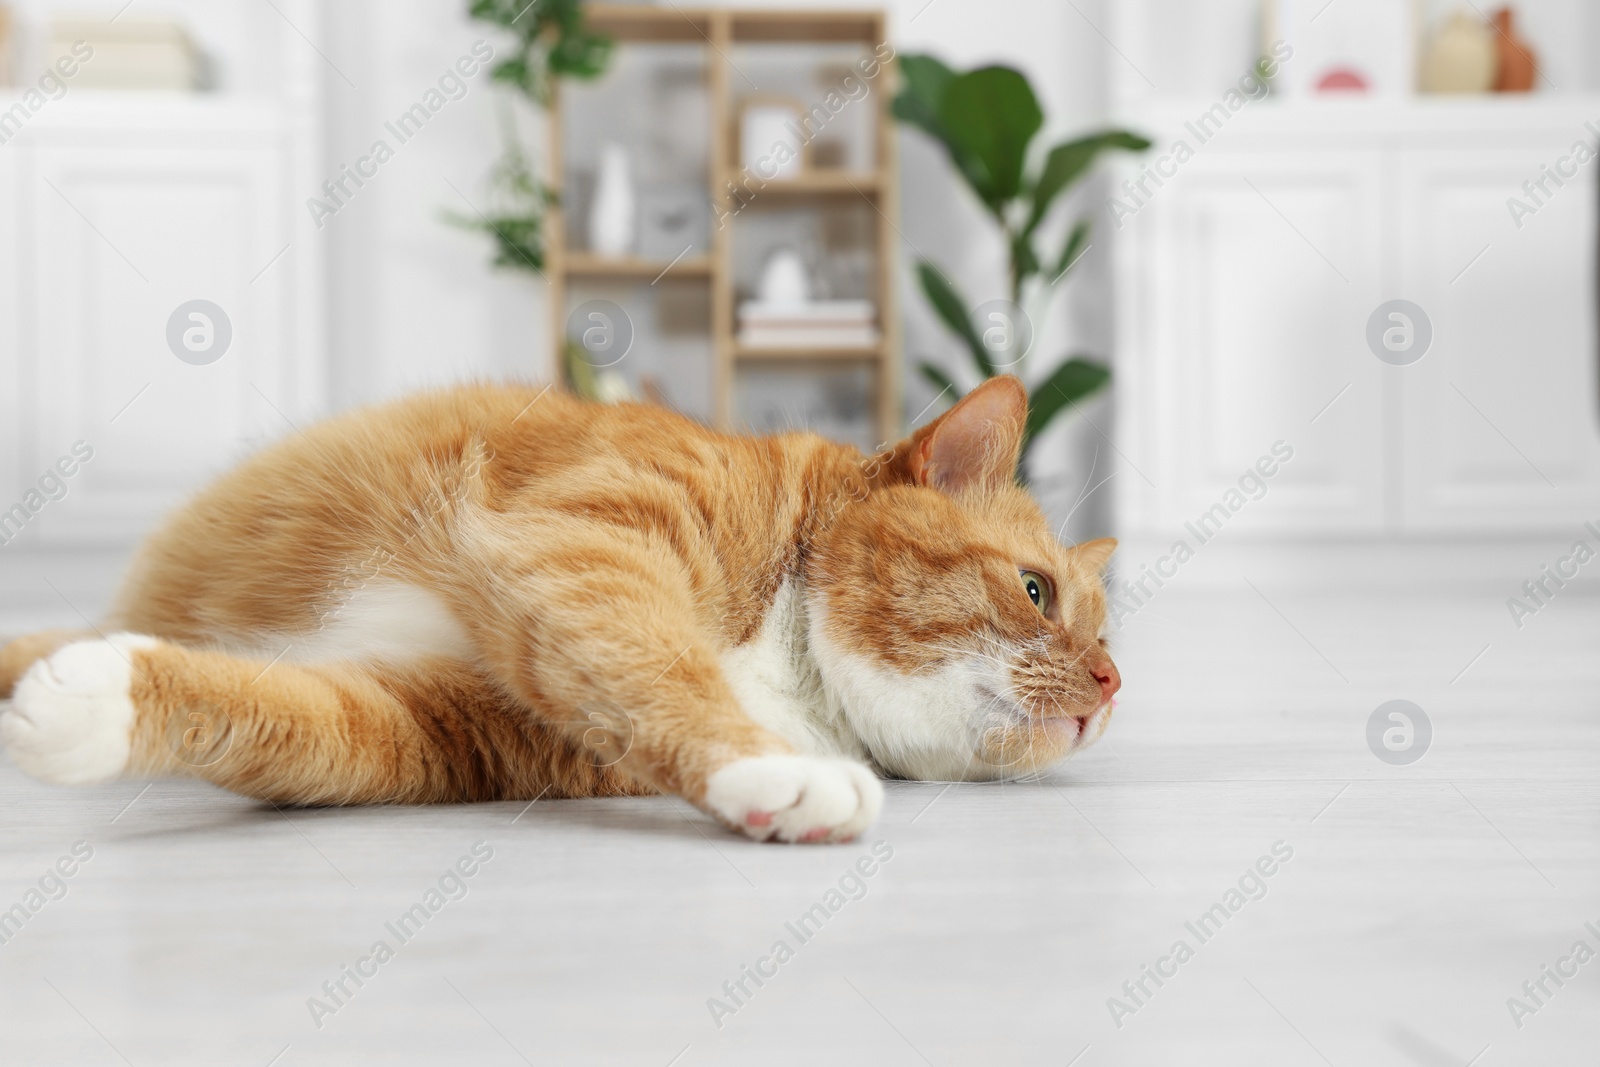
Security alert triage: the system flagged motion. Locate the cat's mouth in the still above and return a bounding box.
[1074,699,1114,747]
[974,686,1104,749]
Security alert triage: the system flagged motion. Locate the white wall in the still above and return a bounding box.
[320,0,547,407]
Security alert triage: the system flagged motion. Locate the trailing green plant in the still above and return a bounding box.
[445,109,559,271]
[892,55,1148,470]
[448,0,612,274]
[471,0,610,102]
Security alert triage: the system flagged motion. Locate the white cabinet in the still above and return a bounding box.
[1397,146,1600,531]
[1117,147,1387,534]
[0,0,323,551]
[1113,101,1600,538]
[13,106,313,543]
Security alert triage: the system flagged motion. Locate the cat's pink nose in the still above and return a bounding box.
[1093,661,1121,705]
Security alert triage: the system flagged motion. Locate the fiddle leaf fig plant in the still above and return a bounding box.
[893,54,1148,468]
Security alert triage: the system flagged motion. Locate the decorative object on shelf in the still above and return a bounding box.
[589,142,636,256]
[1421,11,1497,94]
[1265,0,1416,97]
[1315,68,1370,92]
[450,0,613,273]
[1491,6,1537,92]
[756,247,812,305]
[49,18,200,90]
[738,97,808,180]
[637,183,709,262]
[893,54,1147,477]
[738,299,880,350]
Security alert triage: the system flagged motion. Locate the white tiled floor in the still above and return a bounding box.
[1,587,1596,1065]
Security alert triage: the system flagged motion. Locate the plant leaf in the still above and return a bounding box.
[491,56,533,91]
[1048,219,1092,284]
[892,55,991,200]
[469,0,522,27]
[1024,357,1110,447]
[1010,230,1041,289]
[938,66,1043,213]
[891,54,957,142]
[549,31,612,79]
[917,262,993,380]
[1023,130,1150,238]
[917,362,964,406]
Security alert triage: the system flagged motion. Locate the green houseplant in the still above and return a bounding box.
[451,0,613,272]
[892,55,1148,475]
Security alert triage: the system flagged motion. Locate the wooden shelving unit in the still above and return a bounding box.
[563,251,714,279]
[727,170,883,194]
[546,6,901,445]
[735,344,883,362]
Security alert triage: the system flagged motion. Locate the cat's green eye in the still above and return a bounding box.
[1020,570,1051,614]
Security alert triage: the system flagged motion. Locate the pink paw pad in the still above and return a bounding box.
[745,811,773,827]
[799,827,831,842]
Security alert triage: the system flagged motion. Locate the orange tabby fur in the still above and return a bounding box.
[0,376,1118,841]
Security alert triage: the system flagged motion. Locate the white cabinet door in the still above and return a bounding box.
[1397,146,1600,531]
[1116,149,1388,536]
[13,108,303,545]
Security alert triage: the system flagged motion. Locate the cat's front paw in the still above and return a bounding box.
[1,635,155,785]
[704,755,883,843]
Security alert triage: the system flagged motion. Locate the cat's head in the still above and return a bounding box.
[807,376,1119,781]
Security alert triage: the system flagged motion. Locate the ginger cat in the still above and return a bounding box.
[0,375,1119,843]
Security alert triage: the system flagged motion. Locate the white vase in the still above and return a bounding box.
[590,143,635,257]
[758,248,811,305]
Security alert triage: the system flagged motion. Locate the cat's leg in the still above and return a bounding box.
[0,629,95,699]
[448,524,883,843]
[0,634,631,804]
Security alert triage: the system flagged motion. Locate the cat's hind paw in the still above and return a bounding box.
[704,755,883,843]
[1,635,155,785]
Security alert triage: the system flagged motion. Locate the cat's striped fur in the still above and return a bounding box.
[0,376,1118,842]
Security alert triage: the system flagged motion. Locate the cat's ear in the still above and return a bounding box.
[900,376,1027,494]
[1071,537,1117,573]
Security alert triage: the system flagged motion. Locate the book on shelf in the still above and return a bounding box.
[738,299,876,326]
[737,324,882,349]
[737,299,879,347]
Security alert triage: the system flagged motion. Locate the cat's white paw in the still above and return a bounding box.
[704,755,883,843]
[1,634,156,785]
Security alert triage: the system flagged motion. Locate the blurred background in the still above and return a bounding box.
[0,0,1595,626]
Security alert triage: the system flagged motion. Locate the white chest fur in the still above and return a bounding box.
[719,579,867,762]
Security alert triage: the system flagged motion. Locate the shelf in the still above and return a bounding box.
[563,252,713,279]
[583,6,713,43]
[726,170,881,196]
[730,10,883,44]
[1115,94,1600,139]
[735,345,882,362]
[582,7,883,45]
[0,93,288,134]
